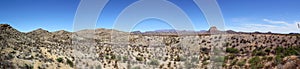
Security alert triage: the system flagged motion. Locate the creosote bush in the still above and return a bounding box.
[149,59,159,66]
[226,48,239,54]
[56,57,63,63]
[66,58,74,67]
[136,57,143,61]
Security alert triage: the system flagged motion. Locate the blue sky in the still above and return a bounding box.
[0,0,300,33]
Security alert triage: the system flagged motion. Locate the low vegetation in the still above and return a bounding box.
[226,48,239,54]
[149,59,159,66]
[56,57,63,63]
[248,56,263,69]
[66,58,74,67]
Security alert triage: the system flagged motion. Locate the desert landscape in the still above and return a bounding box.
[0,24,299,69]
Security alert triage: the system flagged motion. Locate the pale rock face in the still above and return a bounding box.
[208,26,219,32]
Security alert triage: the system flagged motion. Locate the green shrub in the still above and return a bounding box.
[116,55,122,61]
[275,47,284,55]
[275,46,300,57]
[212,56,224,62]
[66,58,74,67]
[248,56,262,69]
[275,55,283,64]
[111,55,116,60]
[267,57,273,61]
[136,57,143,61]
[251,63,263,69]
[96,65,102,69]
[226,54,236,59]
[203,61,209,65]
[264,48,271,52]
[237,60,246,66]
[25,64,33,69]
[191,57,199,62]
[226,48,239,54]
[122,56,128,62]
[149,59,159,66]
[253,51,266,56]
[175,56,186,61]
[231,59,238,65]
[56,57,63,63]
[132,66,141,69]
[248,56,260,64]
[224,42,230,46]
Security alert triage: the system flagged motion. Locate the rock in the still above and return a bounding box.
[0,24,12,30]
[208,26,220,34]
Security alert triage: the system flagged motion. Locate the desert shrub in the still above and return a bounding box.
[136,57,143,61]
[275,46,299,57]
[122,56,128,62]
[56,57,63,63]
[200,48,210,53]
[116,55,122,61]
[262,56,268,60]
[275,47,284,55]
[237,60,246,66]
[111,55,116,60]
[248,56,262,69]
[191,57,199,62]
[284,47,299,56]
[231,59,238,65]
[25,64,33,69]
[224,42,230,46]
[104,55,110,59]
[96,65,102,69]
[275,55,283,65]
[204,57,210,61]
[226,54,236,60]
[203,61,209,65]
[264,48,271,52]
[253,51,266,56]
[184,61,196,69]
[226,48,239,54]
[267,57,273,61]
[175,56,186,61]
[212,56,224,62]
[251,64,263,69]
[149,59,159,66]
[132,66,141,69]
[66,58,74,67]
[248,56,260,64]
[7,54,14,60]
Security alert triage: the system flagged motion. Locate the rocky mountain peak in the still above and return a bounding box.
[26,28,52,38]
[0,24,21,34]
[53,30,70,35]
[28,28,49,34]
[208,26,218,32]
[0,24,14,31]
[208,26,220,34]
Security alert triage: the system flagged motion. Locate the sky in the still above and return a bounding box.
[0,0,300,33]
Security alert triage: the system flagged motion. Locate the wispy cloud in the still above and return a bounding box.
[263,19,288,25]
[227,18,299,33]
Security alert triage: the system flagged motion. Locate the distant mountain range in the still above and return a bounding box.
[0,24,298,36]
[131,26,299,35]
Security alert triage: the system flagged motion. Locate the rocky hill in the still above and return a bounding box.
[0,24,299,69]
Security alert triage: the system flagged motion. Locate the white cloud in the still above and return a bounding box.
[227,18,299,33]
[263,19,288,24]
